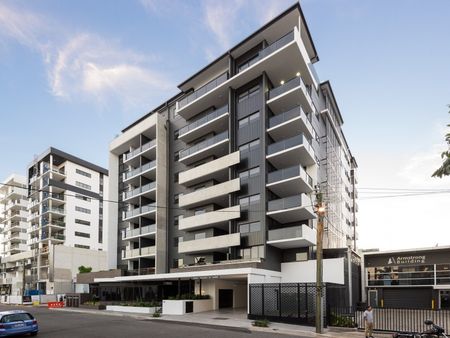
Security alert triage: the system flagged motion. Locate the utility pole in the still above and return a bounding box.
[315,190,326,334]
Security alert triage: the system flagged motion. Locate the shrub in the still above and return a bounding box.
[252,319,270,327]
[329,313,356,328]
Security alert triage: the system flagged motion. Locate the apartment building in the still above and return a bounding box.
[0,175,29,295]
[100,3,359,310]
[27,147,109,294]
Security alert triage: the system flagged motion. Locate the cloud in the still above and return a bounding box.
[0,3,174,112]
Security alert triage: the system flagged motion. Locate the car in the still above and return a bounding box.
[0,310,38,337]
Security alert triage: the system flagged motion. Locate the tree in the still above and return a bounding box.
[432,106,450,178]
[78,265,92,274]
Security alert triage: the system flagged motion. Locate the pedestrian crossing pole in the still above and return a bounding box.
[315,190,326,334]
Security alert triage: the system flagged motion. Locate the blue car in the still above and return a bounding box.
[0,310,38,336]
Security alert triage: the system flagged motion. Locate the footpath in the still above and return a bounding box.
[51,306,393,338]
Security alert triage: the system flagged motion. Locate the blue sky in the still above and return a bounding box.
[1,0,449,250]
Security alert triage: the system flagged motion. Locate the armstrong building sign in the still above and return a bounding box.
[387,255,426,265]
[365,248,450,267]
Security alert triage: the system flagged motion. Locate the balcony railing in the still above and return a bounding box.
[268,225,311,242]
[42,220,66,228]
[42,163,65,176]
[42,207,65,215]
[238,30,295,72]
[267,165,313,187]
[267,134,312,156]
[124,160,156,180]
[179,105,228,137]
[178,72,228,109]
[269,76,310,100]
[124,140,156,161]
[125,267,155,276]
[123,224,156,239]
[123,182,156,200]
[267,195,306,212]
[124,246,156,258]
[179,131,228,160]
[43,192,65,201]
[124,203,156,219]
[269,105,310,129]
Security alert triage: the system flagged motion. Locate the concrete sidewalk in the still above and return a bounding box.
[50,306,393,338]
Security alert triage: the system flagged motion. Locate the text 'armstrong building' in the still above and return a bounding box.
[100,2,360,313]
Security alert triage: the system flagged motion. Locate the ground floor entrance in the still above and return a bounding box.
[440,290,450,309]
[218,289,233,308]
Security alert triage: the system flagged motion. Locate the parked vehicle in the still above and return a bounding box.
[0,310,38,337]
[393,320,448,338]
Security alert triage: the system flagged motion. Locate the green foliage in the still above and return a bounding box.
[120,300,161,307]
[252,319,270,327]
[78,265,92,274]
[432,106,450,178]
[152,309,161,317]
[329,313,357,328]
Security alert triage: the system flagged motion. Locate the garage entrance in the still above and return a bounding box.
[218,289,233,309]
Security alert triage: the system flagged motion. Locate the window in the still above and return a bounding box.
[194,209,205,215]
[239,221,261,233]
[238,111,260,128]
[75,244,90,249]
[194,233,206,240]
[75,194,91,202]
[239,194,260,207]
[239,139,260,153]
[239,166,260,180]
[239,245,264,259]
[174,193,182,205]
[76,181,91,190]
[75,219,90,226]
[76,169,91,178]
[75,206,91,214]
[75,231,90,238]
[238,85,260,102]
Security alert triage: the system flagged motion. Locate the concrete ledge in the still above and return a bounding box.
[106,305,158,314]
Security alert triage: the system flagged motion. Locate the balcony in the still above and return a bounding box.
[179,131,229,165]
[123,203,156,222]
[267,194,316,223]
[178,105,229,143]
[123,140,156,165]
[179,205,241,232]
[179,178,240,209]
[178,233,241,254]
[42,164,66,180]
[267,105,313,141]
[123,160,156,184]
[176,28,310,120]
[41,233,65,242]
[267,224,316,249]
[42,207,65,216]
[122,182,156,203]
[42,220,66,229]
[123,246,156,259]
[123,224,156,241]
[179,151,240,186]
[267,76,314,113]
[42,192,65,206]
[266,134,316,168]
[267,165,313,197]
[5,200,27,211]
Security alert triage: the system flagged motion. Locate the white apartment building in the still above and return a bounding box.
[0,174,29,295]
[27,147,109,294]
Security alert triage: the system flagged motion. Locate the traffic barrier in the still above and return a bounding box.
[47,301,64,308]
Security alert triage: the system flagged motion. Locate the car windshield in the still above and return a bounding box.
[1,313,33,323]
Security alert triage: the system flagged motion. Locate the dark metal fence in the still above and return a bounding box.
[248,283,326,326]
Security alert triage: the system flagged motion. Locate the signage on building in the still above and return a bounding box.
[387,255,426,265]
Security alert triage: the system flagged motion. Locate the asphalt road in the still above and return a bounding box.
[0,305,302,338]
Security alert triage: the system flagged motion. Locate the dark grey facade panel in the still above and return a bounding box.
[49,179,101,199]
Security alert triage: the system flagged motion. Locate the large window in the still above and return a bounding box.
[75,219,90,226]
[239,221,261,234]
[75,231,90,238]
[238,85,260,102]
[75,206,91,214]
[367,264,435,286]
[239,245,264,260]
[239,139,260,153]
[238,111,260,128]
[239,167,260,181]
[76,181,91,190]
[76,169,92,178]
[239,194,260,207]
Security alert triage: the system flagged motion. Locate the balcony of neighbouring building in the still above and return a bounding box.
[41,233,65,242]
[123,139,156,166]
[179,131,229,165]
[179,205,241,232]
[5,210,28,222]
[267,194,315,223]
[5,199,27,211]
[42,192,65,206]
[178,105,229,143]
[42,219,66,229]
[176,27,316,120]
[267,76,314,113]
[266,134,316,168]
[122,224,156,241]
[9,232,28,243]
[123,246,156,260]
[42,163,66,180]
[123,203,156,222]
[179,178,240,209]
[179,151,240,186]
[123,160,156,184]
[122,181,156,203]
[178,233,241,254]
[267,224,316,249]
[267,105,313,141]
[267,165,313,197]
[41,206,65,217]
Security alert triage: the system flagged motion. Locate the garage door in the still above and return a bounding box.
[383,288,431,309]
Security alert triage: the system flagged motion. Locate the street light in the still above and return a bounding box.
[315,191,326,333]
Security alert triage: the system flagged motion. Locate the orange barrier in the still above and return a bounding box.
[47,301,64,308]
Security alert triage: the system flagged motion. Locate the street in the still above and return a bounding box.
[0,305,304,338]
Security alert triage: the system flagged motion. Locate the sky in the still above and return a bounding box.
[0,0,449,251]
